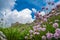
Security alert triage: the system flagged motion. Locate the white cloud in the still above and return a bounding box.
[0,0,34,28]
[11,8,34,24]
[32,8,37,13]
[1,8,34,27]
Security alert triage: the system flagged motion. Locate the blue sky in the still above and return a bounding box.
[14,0,45,11]
[14,0,59,11]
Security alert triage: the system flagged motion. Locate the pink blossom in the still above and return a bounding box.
[53,23,59,28]
[36,24,41,27]
[29,30,33,34]
[54,33,60,39]
[39,15,43,20]
[46,32,53,39]
[37,27,41,31]
[42,35,46,40]
[41,28,46,31]
[55,28,60,34]
[33,25,41,31]
[43,18,47,22]
[33,32,40,35]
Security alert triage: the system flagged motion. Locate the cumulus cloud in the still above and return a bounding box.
[11,8,34,24]
[0,0,34,28]
[32,8,37,13]
[1,8,34,27]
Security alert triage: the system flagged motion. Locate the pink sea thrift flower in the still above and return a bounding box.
[53,23,59,28]
[41,28,46,31]
[42,35,46,40]
[33,25,41,31]
[37,27,41,31]
[43,18,47,22]
[46,32,53,39]
[36,24,41,27]
[29,30,33,34]
[54,33,60,39]
[55,28,60,34]
[33,26,38,31]
[33,32,40,35]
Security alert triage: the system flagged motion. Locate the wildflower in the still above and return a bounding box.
[41,28,46,31]
[33,26,41,31]
[46,32,53,39]
[43,18,47,22]
[36,24,41,27]
[33,32,40,35]
[37,27,41,31]
[29,30,33,34]
[53,23,59,28]
[55,28,60,34]
[42,28,46,31]
[42,35,46,40]
[54,33,60,39]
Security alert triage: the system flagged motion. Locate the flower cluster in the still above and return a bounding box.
[25,1,60,40]
[54,28,60,39]
[53,23,59,28]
